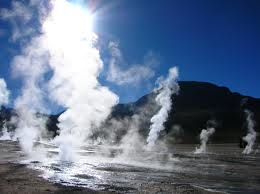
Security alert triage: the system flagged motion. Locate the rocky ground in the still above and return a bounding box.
[0,163,222,194]
[0,141,223,194]
[0,162,105,194]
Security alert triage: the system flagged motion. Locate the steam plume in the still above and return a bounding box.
[2,1,51,155]
[242,109,257,154]
[11,36,49,155]
[3,0,118,160]
[195,127,215,154]
[146,67,179,147]
[0,122,12,141]
[0,78,9,106]
[43,0,118,161]
[0,79,11,140]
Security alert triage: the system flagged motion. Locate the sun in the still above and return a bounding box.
[68,3,94,37]
[43,0,95,50]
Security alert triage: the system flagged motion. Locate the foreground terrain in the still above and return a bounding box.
[0,141,260,193]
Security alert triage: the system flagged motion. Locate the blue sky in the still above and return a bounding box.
[0,0,259,109]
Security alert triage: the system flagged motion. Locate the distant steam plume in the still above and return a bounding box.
[0,78,9,106]
[0,79,11,140]
[194,126,215,154]
[0,122,12,141]
[242,109,257,154]
[146,67,179,147]
[119,115,146,155]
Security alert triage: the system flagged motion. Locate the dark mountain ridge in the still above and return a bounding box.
[168,81,260,143]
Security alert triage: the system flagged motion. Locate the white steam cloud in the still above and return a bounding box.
[11,36,49,155]
[195,127,215,154]
[242,109,257,154]
[2,0,181,163]
[107,41,156,85]
[43,0,118,161]
[3,0,118,160]
[0,122,13,141]
[147,67,179,147]
[1,0,50,155]
[0,79,12,141]
[0,1,34,42]
[0,78,10,106]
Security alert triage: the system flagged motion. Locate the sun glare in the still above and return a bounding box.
[44,0,94,49]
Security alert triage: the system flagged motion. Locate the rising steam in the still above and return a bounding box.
[43,0,118,161]
[3,0,118,160]
[195,127,215,154]
[0,78,9,107]
[0,79,11,140]
[11,36,49,154]
[242,109,257,154]
[146,67,179,147]
[1,0,50,155]
[0,122,12,141]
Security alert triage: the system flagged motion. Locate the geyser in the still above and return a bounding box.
[242,109,257,154]
[194,126,215,154]
[4,0,118,160]
[147,67,179,147]
[43,0,118,161]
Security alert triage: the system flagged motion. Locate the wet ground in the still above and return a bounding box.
[0,141,259,194]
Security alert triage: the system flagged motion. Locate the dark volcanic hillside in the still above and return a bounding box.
[171,81,260,143]
[1,81,260,144]
[111,81,260,144]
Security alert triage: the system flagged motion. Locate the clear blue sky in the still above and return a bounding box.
[0,0,259,108]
